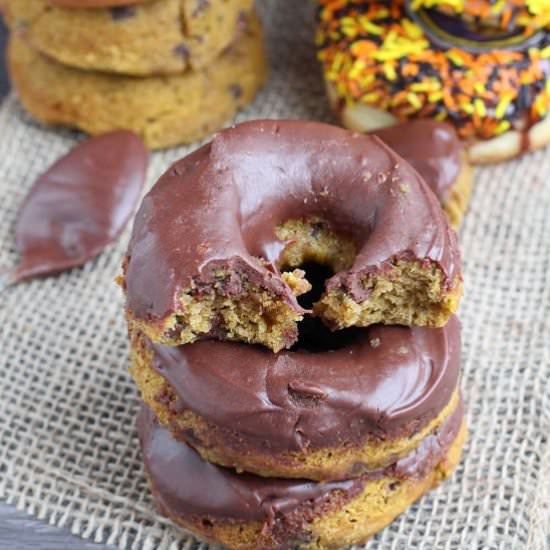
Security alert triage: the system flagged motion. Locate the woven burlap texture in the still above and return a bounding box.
[0,1,548,548]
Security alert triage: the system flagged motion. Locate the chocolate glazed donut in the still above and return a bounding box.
[138,402,466,550]
[123,119,462,352]
[130,316,462,480]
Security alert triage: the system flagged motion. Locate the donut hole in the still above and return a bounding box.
[294,262,334,310]
[291,316,362,353]
[276,218,357,275]
[276,216,357,315]
[288,261,363,353]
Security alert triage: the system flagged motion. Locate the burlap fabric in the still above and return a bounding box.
[0,1,548,548]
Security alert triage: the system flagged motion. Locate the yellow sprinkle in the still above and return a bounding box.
[447,51,464,66]
[410,81,437,92]
[374,7,390,19]
[340,16,356,27]
[342,26,358,38]
[429,91,444,102]
[374,37,429,61]
[540,45,550,58]
[495,94,513,119]
[474,82,486,95]
[383,63,397,80]
[332,52,345,71]
[361,92,381,103]
[462,103,475,115]
[359,73,376,87]
[349,59,366,80]
[407,92,422,110]
[401,19,424,40]
[490,0,505,14]
[358,17,384,35]
[435,111,448,121]
[495,120,511,135]
[474,99,486,117]
[534,95,550,116]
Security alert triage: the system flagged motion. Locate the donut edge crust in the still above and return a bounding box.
[129,328,462,481]
[144,419,467,550]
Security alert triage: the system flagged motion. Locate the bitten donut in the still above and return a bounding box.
[8,19,266,150]
[0,0,254,76]
[122,120,462,352]
[317,0,550,164]
[139,404,467,550]
[372,120,473,227]
[131,316,461,481]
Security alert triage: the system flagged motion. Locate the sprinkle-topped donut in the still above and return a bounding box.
[122,119,462,352]
[317,0,550,162]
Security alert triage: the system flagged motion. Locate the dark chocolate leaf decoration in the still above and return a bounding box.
[9,130,149,285]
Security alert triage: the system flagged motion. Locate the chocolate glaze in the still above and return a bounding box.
[408,5,546,53]
[11,130,148,284]
[138,399,463,524]
[125,120,461,320]
[372,120,463,203]
[149,316,460,452]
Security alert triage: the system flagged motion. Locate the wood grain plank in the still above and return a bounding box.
[0,502,114,549]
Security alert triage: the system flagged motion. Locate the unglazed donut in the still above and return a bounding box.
[122,120,462,353]
[138,404,467,550]
[130,316,461,481]
[8,19,266,150]
[1,0,254,76]
[317,0,550,163]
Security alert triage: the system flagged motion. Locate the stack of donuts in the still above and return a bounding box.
[121,119,468,549]
[0,0,267,149]
[317,0,550,164]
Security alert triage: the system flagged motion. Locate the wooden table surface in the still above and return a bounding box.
[0,21,112,550]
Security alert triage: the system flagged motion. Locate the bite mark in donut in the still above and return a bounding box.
[123,120,462,352]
